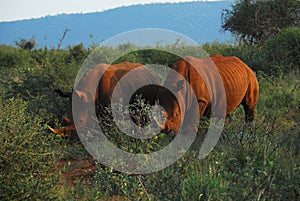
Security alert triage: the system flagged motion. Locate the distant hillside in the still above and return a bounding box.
[0,1,234,48]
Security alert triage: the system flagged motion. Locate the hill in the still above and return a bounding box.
[0,1,233,48]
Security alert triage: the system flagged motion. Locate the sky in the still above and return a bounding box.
[0,0,221,22]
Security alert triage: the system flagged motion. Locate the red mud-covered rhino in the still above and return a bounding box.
[50,54,259,136]
[49,62,160,136]
[156,54,259,133]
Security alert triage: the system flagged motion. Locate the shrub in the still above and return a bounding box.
[0,97,61,200]
[261,27,300,73]
[0,45,31,69]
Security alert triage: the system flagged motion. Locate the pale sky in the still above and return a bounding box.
[0,0,221,22]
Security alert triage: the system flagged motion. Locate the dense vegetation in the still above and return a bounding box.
[0,27,299,200]
[222,0,300,44]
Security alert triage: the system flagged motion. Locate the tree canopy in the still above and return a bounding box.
[222,0,300,45]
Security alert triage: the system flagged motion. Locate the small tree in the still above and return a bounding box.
[69,43,87,63]
[222,0,300,45]
[15,36,37,50]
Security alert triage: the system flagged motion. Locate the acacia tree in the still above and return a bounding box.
[222,0,300,45]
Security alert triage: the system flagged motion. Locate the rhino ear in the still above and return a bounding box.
[175,80,185,92]
[75,90,88,102]
[161,110,168,118]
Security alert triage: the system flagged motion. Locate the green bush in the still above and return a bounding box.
[261,27,300,72]
[203,28,300,73]
[0,45,31,69]
[0,97,61,200]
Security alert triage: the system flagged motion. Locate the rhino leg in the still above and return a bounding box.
[242,75,259,122]
[242,104,255,122]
